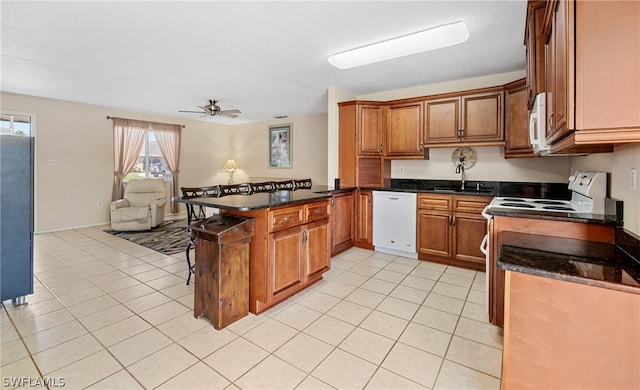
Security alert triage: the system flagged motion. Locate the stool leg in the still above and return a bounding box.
[186,237,195,285]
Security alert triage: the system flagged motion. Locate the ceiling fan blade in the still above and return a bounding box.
[220,109,241,114]
[178,110,207,113]
[220,112,239,118]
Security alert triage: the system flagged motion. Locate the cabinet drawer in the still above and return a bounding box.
[305,201,330,223]
[268,206,304,233]
[453,196,490,213]
[418,194,452,210]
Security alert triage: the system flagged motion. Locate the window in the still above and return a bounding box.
[125,131,171,182]
[0,114,32,136]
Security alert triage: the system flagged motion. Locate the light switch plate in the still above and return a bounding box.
[631,168,637,191]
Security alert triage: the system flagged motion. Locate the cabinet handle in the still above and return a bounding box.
[452,215,456,226]
[457,129,464,140]
[548,113,554,131]
[314,209,323,214]
[449,215,453,225]
[281,216,291,222]
[379,143,383,152]
[302,230,308,243]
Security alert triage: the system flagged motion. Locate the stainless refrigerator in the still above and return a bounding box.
[1,134,34,304]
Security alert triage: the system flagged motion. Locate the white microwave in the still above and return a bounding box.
[529,93,550,155]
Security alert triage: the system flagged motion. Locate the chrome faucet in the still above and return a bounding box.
[455,156,466,190]
[455,162,466,190]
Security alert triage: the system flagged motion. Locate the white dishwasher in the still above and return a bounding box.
[372,191,417,258]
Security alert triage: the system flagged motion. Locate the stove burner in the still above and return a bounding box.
[501,198,526,202]
[542,206,575,211]
[499,202,536,208]
[533,200,569,205]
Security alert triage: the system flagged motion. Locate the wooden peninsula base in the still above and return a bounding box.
[223,199,331,314]
[502,271,640,389]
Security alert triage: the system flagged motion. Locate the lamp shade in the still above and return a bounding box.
[223,159,238,171]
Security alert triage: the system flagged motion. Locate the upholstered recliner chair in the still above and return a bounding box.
[110,178,167,231]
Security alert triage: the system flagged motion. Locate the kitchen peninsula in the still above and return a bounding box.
[175,185,335,314]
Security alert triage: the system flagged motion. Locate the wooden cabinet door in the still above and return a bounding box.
[525,1,547,108]
[546,0,571,143]
[268,226,303,298]
[354,190,373,249]
[504,79,535,157]
[306,219,331,280]
[331,191,354,255]
[417,210,452,258]
[424,97,460,143]
[461,91,504,142]
[386,102,424,156]
[358,105,383,155]
[452,213,487,266]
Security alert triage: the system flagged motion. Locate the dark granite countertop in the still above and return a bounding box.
[487,207,621,226]
[173,186,332,211]
[497,231,640,295]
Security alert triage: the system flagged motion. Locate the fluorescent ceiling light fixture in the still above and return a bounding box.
[328,21,470,69]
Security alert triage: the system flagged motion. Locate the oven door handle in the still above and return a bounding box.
[480,234,489,256]
[481,205,492,221]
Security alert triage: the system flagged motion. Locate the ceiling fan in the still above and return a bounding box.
[179,99,241,118]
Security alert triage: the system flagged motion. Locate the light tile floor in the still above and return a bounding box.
[1,226,503,389]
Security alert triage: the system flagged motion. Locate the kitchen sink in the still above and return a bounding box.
[432,186,494,194]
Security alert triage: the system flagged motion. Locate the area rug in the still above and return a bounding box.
[105,219,191,255]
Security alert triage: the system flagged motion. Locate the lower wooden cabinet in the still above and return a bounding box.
[269,219,330,301]
[417,194,490,271]
[331,191,354,255]
[354,189,373,249]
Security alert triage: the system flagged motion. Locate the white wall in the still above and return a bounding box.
[570,144,640,236]
[1,92,232,232]
[392,146,570,183]
[230,114,328,185]
[1,93,329,232]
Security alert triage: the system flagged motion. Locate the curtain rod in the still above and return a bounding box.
[106,116,185,128]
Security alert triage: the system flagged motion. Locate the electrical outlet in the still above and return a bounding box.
[631,168,637,191]
[97,200,103,206]
[399,167,405,175]
[48,159,57,166]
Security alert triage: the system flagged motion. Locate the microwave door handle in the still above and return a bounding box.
[529,111,538,143]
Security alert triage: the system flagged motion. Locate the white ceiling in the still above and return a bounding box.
[1,1,528,124]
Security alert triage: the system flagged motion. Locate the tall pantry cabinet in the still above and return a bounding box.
[1,135,35,303]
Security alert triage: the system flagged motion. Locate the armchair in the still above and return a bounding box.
[110,178,167,231]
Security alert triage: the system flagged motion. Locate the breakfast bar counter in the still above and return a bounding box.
[174,186,334,315]
[497,230,640,389]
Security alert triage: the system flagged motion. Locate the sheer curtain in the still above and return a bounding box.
[112,119,148,201]
[152,123,182,213]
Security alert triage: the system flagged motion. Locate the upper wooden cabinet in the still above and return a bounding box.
[357,104,383,155]
[385,102,426,158]
[524,1,547,109]
[541,0,640,152]
[424,89,504,147]
[338,101,388,187]
[504,78,536,158]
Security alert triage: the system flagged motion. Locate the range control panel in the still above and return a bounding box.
[568,171,607,198]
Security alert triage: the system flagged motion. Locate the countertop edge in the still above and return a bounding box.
[497,260,640,295]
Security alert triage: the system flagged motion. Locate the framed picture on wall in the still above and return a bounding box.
[269,124,292,168]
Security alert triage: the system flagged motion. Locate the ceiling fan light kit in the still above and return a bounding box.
[328,21,470,70]
[179,99,241,118]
